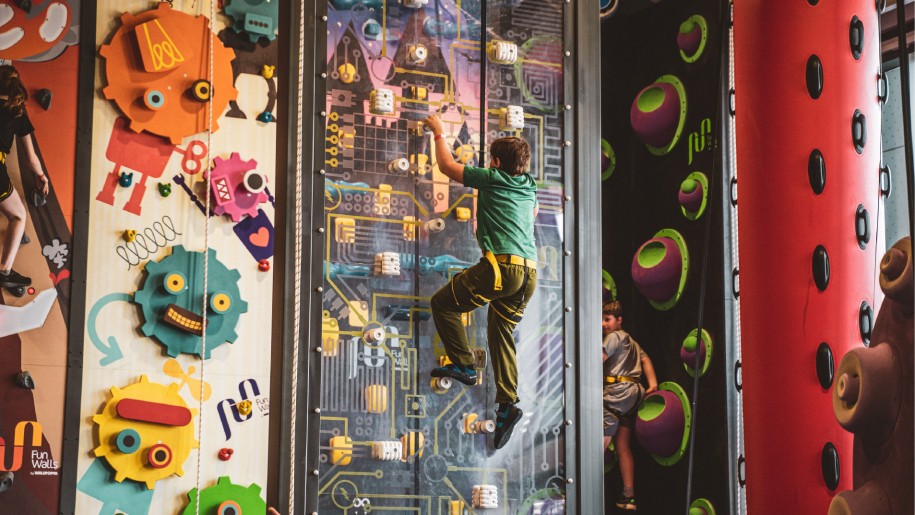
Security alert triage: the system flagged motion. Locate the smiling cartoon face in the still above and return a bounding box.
[133,245,247,359]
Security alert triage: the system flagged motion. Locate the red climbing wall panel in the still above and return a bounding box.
[734,0,882,512]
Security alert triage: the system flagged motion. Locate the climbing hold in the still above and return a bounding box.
[256,111,275,123]
[236,400,253,417]
[635,382,692,466]
[631,229,689,310]
[261,65,275,80]
[258,259,270,272]
[630,75,687,155]
[158,182,172,197]
[119,172,133,187]
[36,88,51,110]
[123,230,137,243]
[678,16,708,62]
[218,448,233,461]
[15,371,34,389]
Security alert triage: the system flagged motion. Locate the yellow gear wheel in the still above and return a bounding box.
[99,3,237,144]
[92,375,198,489]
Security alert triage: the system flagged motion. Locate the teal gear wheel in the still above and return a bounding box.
[181,476,266,514]
[133,245,247,359]
[224,0,279,43]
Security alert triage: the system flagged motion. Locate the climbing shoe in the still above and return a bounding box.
[430,363,477,386]
[493,403,523,449]
[616,494,637,510]
[0,269,30,288]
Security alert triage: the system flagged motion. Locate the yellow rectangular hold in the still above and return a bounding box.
[374,184,392,215]
[410,86,428,100]
[329,435,353,465]
[349,300,369,327]
[335,217,356,243]
[455,207,471,221]
[403,216,416,241]
[322,313,339,357]
[365,384,388,414]
[450,500,465,515]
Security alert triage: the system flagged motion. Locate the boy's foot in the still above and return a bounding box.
[493,403,523,449]
[0,269,30,288]
[616,494,637,510]
[430,363,477,386]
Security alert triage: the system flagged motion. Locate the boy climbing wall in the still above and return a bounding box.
[424,114,538,450]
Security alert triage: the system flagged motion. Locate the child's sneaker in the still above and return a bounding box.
[616,494,637,510]
[430,363,477,386]
[493,403,523,449]
[0,269,31,288]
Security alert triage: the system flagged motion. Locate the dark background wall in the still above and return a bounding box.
[600,1,731,513]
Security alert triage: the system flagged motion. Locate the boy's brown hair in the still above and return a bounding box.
[602,300,622,318]
[490,136,531,176]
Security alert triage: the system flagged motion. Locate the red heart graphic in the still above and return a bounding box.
[249,227,270,248]
[50,269,70,286]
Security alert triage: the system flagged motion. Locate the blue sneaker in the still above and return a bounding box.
[430,363,477,386]
[493,403,523,449]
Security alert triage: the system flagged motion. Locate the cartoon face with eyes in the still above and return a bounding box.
[99,3,237,144]
[133,245,248,359]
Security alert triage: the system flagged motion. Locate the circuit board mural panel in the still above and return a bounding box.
[320,1,567,512]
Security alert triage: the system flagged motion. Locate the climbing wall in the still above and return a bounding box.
[0,1,80,512]
[318,0,568,512]
[73,1,281,513]
[600,0,731,513]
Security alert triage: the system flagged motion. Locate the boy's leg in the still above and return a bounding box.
[431,260,496,373]
[616,421,637,510]
[487,266,536,404]
[489,265,536,449]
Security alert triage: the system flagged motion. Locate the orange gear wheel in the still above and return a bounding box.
[99,3,237,144]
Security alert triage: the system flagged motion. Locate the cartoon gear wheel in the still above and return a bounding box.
[133,245,248,359]
[224,0,279,43]
[181,476,267,514]
[99,3,237,144]
[208,152,269,222]
[92,375,198,490]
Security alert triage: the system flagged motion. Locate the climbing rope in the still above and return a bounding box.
[288,0,306,512]
[193,0,217,514]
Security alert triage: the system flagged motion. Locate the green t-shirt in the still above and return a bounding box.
[463,165,537,261]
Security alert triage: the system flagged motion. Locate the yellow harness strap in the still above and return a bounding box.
[483,250,503,291]
[605,375,638,384]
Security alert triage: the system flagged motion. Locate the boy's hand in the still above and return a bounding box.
[646,384,658,394]
[423,114,444,136]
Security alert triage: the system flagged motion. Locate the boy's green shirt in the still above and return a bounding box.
[463,165,538,261]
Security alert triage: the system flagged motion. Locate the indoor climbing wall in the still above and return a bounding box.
[318,0,568,512]
[0,1,80,512]
[734,0,883,513]
[74,1,280,513]
[601,0,731,513]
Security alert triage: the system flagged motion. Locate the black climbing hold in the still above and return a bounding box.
[821,442,840,490]
[808,149,826,194]
[0,471,13,493]
[852,110,866,154]
[16,371,34,389]
[849,16,864,60]
[878,71,888,104]
[813,245,830,291]
[816,342,835,390]
[859,301,873,346]
[806,55,823,99]
[855,205,870,249]
[734,360,742,392]
[880,164,892,197]
[36,89,51,110]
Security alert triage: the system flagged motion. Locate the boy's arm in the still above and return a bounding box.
[424,115,465,184]
[641,355,658,394]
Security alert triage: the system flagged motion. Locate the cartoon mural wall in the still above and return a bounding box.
[315,0,570,512]
[71,1,281,513]
[0,1,80,513]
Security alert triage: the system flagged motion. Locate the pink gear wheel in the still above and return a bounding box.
[99,3,238,144]
[208,152,269,222]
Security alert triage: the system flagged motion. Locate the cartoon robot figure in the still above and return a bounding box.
[92,375,198,489]
[207,153,269,222]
